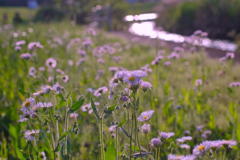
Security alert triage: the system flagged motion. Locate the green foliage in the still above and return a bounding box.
[105,142,116,160]
[34,6,64,22]
[156,0,240,40]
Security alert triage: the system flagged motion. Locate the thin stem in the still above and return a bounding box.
[135,115,141,154]
[100,118,105,160]
[130,113,134,160]
[65,101,69,156]
[156,147,160,160]
[116,126,118,160]
[145,134,149,160]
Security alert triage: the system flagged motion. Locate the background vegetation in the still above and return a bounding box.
[156,0,240,41]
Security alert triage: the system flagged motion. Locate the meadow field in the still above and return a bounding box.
[0,21,240,160]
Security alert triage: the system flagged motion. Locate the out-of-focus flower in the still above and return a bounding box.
[68,60,74,66]
[97,58,105,64]
[163,61,171,66]
[40,85,52,94]
[63,75,69,83]
[46,58,57,68]
[151,138,161,147]
[70,113,79,119]
[95,70,104,80]
[78,49,86,56]
[229,82,240,87]
[52,82,62,94]
[220,140,237,148]
[76,58,86,66]
[24,130,40,141]
[113,56,121,63]
[21,97,35,112]
[192,143,208,156]
[195,79,202,86]
[39,67,45,71]
[219,57,227,62]
[160,132,174,140]
[167,154,184,160]
[20,53,31,59]
[16,40,26,46]
[140,80,152,92]
[28,42,43,50]
[29,66,37,77]
[94,86,108,97]
[226,52,234,59]
[123,70,147,86]
[138,110,154,122]
[15,45,21,51]
[19,112,29,122]
[41,102,53,108]
[141,124,150,134]
[56,69,65,75]
[180,144,190,149]
[167,52,179,59]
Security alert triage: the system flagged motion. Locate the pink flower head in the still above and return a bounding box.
[46,58,57,68]
[226,52,235,59]
[195,79,202,86]
[94,86,108,97]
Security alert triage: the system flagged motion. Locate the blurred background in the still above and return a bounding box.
[0,0,240,47]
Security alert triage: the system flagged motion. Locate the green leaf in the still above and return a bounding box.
[227,87,233,93]
[129,92,134,97]
[91,98,100,119]
[9,124,17,139]
[107,104,117,112]
[136,97,140,111]
[229,101,235,117]
[66,91,71,98]
[105,142,116,160]
[58,132,68,142]
[67,138,71,155]
[42,131,50,149]
[236,123,240,141]
[57,93,65,100]
[31,145,38,156]
[68,99,85,113]
[118,112,126,127]
[60,143,64,159]
[18,89,30,96]
[164,82,170,95]
[54,143,60,152]
[167,115,175,125]
[196,103,202,114]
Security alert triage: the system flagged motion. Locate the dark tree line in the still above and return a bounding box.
[0,0,53,6]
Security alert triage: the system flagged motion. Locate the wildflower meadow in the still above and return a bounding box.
[1,22,240,160]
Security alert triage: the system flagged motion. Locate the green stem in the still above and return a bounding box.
[145,134,149,160]
[130,113,134,160]
[116,126,118,160]
[135,115,141,154]
[100,118,105,160]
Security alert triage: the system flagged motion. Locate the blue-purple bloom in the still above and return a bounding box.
[141,124,150,134]
[94,86,108,97]
[138,110,154,122]
[123,70,147,85]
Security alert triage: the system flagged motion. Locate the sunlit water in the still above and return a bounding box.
[125,13,237,52]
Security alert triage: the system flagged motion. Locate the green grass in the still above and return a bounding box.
[0,21,240,159]
[0,7,38,24]
[127,2,159,15]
